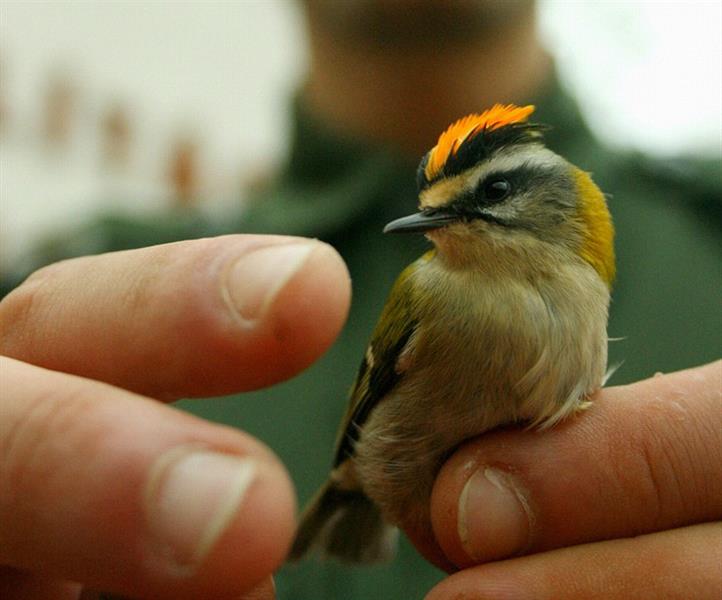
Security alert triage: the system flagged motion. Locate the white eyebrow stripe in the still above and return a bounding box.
[419,145,564,209]
[465,145,562,190]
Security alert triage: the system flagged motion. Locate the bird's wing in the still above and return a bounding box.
[332,255,428,467]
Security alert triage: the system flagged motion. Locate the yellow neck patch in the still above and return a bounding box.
[572,168,615,287]
[425,104,535,181]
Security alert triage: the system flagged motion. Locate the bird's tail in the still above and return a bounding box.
[288,479,398,564]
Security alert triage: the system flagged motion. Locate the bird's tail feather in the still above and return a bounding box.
[288,479,397,564]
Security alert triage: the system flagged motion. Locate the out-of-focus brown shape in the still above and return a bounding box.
[43,70,76,147]
[167,135,199,208]
[101,102,132,169]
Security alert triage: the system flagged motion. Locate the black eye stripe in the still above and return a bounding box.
[475,165,540,195]
[446,164,554,214]
[483,179,512,202]
[482,163,565,198]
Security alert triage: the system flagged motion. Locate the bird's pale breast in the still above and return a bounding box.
[353,249,609,526]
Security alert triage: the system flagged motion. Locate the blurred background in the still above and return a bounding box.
[1,0,721,275]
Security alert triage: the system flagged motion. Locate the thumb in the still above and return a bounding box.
[0,357,294,600]
[428,361,722,568]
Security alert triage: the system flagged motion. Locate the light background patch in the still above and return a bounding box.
[0,1,720,270]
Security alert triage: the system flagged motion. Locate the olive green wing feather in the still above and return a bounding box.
[333,259,425,467]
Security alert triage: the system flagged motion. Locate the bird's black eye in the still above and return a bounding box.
[483,178,511,203]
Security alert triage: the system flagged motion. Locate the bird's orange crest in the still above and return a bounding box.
[425,104,535,181]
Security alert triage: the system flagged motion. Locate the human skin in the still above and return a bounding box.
[303,0,550,157]
[0,235,351,600]
[406,362,722,599]
[0,236,719,599]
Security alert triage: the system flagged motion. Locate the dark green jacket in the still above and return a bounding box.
[5,78,721,599]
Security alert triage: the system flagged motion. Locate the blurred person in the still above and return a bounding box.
[1,1,720,599]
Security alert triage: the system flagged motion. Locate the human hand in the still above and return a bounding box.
[0,235,351,600]
[410,362,722,599]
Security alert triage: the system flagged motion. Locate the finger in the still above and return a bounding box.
[0,357,295,600]
[0,567,81,600]
[82,576,274,600]
[428,361,722,567]
[425,522,722,600]
[238,576,275,600]
[0,235,350,399]
[403,527,457,573]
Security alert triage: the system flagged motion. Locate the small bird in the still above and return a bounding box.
[290,104,615,563]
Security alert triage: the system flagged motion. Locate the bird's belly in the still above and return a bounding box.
[354,307,537,525]
[354,268,609,526]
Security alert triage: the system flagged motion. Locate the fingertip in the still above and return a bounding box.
[428,361,722,572]
[0,235,351,399]
[402,525,457,574]
[269,240,351,374]
[0,359,296,600]
[209,237,351,392]
[178,453,296,596]
[430,449,478,567]
[430,438,534,569]
[237,576,275,600]
[100,446,295,599]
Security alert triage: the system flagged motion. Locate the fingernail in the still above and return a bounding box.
[224,242,315,324]
[145,448,257,571]
[458,467,531,562]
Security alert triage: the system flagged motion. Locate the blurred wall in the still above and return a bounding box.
[1,1,720,272]
[0,1,306,271]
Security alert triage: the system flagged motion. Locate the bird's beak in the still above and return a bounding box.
[383,210,458,234]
